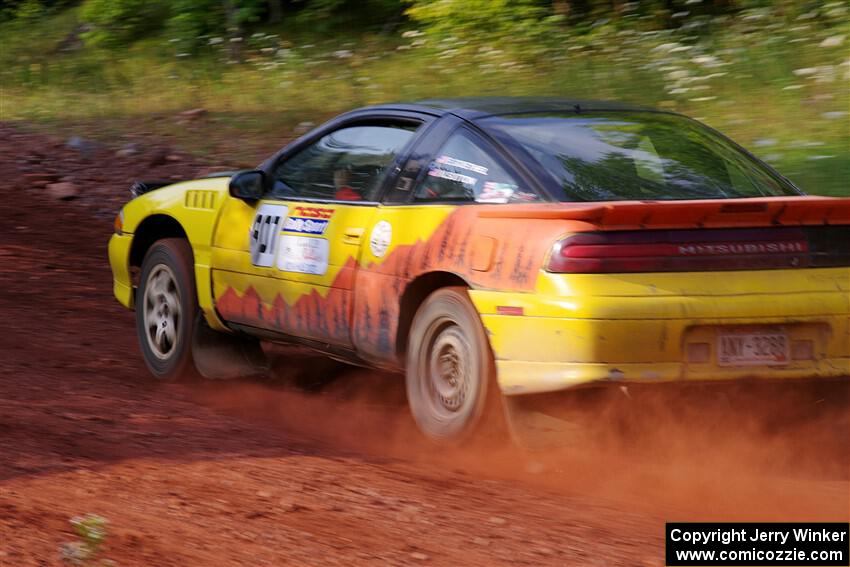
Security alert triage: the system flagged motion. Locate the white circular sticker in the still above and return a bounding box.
[370,220,392,258]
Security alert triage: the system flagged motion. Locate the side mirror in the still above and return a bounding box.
[229,170,267,201]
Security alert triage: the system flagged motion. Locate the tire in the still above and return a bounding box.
[135,238,198,381]
[405,287,500,443]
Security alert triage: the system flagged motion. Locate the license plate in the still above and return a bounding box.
[717,329,790,366]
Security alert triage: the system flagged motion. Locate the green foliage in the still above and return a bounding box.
[59,514,110,566]
[406,0,557,42]
[166,0,227,52]
[80,0,170,46]
[293,0,404,32]
[1,1,848,195]
[14,0,46,20]
[79,0,265,49]
[0,0,71,22]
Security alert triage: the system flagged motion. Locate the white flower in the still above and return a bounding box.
[819,35,845,48]
[692,55,723,68]
[792,67,818,76]
[806,155,836,161]
[652,42,680,53]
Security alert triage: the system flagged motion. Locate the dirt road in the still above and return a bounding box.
[1,123,847,566]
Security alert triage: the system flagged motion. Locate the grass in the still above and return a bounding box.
[1,4,848,194]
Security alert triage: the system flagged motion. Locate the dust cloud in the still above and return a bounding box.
[188,350,850,523]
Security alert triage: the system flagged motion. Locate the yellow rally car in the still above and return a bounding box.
[109,98,850,442]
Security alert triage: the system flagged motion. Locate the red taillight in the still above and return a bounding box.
[547,228,810,274]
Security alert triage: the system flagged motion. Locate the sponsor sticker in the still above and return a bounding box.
[435,155,489,175]
[513,191,539,202]
[249,203,289,267]
[427,162,477,186]
[283,216,330,235]
[277,235,329,275]
[370,220,392,258]
[477,181,517,203]
[292,206,334,220]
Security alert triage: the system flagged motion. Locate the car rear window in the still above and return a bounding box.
[481,112,801,202]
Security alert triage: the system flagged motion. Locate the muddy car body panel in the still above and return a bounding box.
[108,98,850,397]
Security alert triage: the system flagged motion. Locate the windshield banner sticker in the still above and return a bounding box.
[277,235,329,275]
[435,155,488,175]
[428,163,477,186]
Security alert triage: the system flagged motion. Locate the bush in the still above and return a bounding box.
[80,0,170,46]
[80,0,266,51]
[406,0,557,42]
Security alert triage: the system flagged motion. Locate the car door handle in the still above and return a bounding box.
[342,227,365,244]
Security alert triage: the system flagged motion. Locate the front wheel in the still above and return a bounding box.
[405,287,500,443]
[135,238,198,381]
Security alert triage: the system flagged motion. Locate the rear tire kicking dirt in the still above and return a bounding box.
[405,287,502,443]
[135,238,198,381]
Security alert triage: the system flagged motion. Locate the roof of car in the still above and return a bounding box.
[363,97,657,120]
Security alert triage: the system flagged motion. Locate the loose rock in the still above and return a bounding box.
[46,182,80,201]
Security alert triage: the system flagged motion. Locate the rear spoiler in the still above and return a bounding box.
[477,197,850,229]
[129,170,239,198]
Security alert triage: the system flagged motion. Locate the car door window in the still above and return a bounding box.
[271,124,418,202]
[414,129,540,203]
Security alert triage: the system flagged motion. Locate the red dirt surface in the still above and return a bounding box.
[0,123,847,566]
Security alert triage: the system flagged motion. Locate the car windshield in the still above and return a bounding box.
[482,112,801,202]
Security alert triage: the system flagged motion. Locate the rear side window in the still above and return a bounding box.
[482,112,800,202]
[413,129,540,203]
[271,123,418,201]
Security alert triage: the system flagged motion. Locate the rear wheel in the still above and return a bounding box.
[135,238,198,381]
[405,287,500,442]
